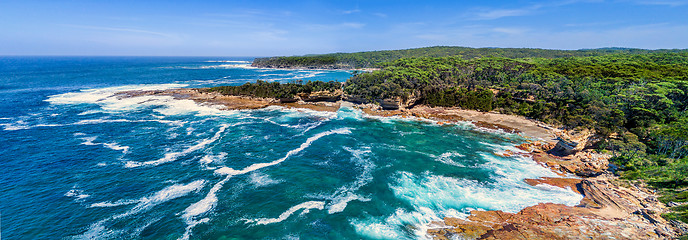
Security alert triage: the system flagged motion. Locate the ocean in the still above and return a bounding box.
[0,56,582,239]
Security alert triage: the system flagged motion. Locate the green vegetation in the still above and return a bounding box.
[253,46,687,69]
[252,55,338,68]
[202,80,340,99]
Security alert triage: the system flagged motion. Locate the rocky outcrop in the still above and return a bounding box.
[297,90,342,102]
[552,137,580,155]
[427,140,683,240]
[429,201,676,240]
[345,94,421,110]
[550,129,597,156]
[278,97,298,103]
[343,94,366,104]
[377,98,400,110]
[429,175,679,239]
[116,88,342,112]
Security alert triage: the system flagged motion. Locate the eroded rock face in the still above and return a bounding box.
[343,94,366,104]
[427,141,681,240]
[429,197,676,240]
[550,129,597,156]
[552,138,580,155]
[297,90,343,102]
[377,98,400,110]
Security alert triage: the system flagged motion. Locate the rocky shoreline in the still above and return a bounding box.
[117,88,687,239]
[115,88,342,112]
[428,142,688,239]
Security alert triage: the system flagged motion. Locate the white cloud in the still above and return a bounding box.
[563,21,621,27]
[473,8,535,20]
[250,30,289,41]
[341,22,365,29]
[634,1,687,7]
[373,13,388,18]
[492,27,529,35]
[469,1,607,21]
[343,9,361,14]
[304,22,365,31]
[60,24,175,38]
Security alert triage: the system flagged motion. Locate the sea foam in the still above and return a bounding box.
[178,128,351,239]
[125,124,229,168]
[79,136,130,154]
[373,170,582,239]
[46,84,240,117]
[323,146,374,214]
[75,180,205,239]
[249,201,326,225]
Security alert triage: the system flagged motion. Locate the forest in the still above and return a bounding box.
[252,46,686,69]
[203,80,340,99]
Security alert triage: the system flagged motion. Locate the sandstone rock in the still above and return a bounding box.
[278,97,298,103]
[343,94,366,104]
[298,90,342,102]
[552,137,581,155]
[524,177,583,194]
[429,176,680,239]
[550,129,597,156]
[377,98,400,110]
[670,220,688,235]
[515,142,534,151]
[575,169,603,178]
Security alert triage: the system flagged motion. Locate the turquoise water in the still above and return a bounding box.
[0,57,581,239]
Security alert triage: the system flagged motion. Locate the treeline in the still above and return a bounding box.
[202,80,340,99]
[252,46,687,69]
[251,55,338,68]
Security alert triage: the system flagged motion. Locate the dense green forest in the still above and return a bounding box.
[203,80,340,99]
[252,46,686,69]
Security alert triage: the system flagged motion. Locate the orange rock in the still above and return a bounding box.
[524,177,582,194]
[515,143,533,151]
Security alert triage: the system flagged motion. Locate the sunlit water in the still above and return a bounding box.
[0,57,581,239]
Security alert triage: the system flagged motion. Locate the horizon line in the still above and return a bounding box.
[1,46,687,58]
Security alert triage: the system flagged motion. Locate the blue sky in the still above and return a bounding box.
[1,0,686,56]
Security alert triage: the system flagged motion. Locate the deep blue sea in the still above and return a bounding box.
[0,57,581,240]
